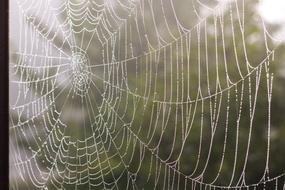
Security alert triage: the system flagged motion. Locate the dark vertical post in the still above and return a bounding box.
[0,0,9,189]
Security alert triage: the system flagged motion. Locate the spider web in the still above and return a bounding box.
[9,0,285,189]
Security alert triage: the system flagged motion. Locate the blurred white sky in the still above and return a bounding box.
[258,0,285,41]
[258,0,285,24]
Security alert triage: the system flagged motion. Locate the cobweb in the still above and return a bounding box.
[9,0,285,189]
